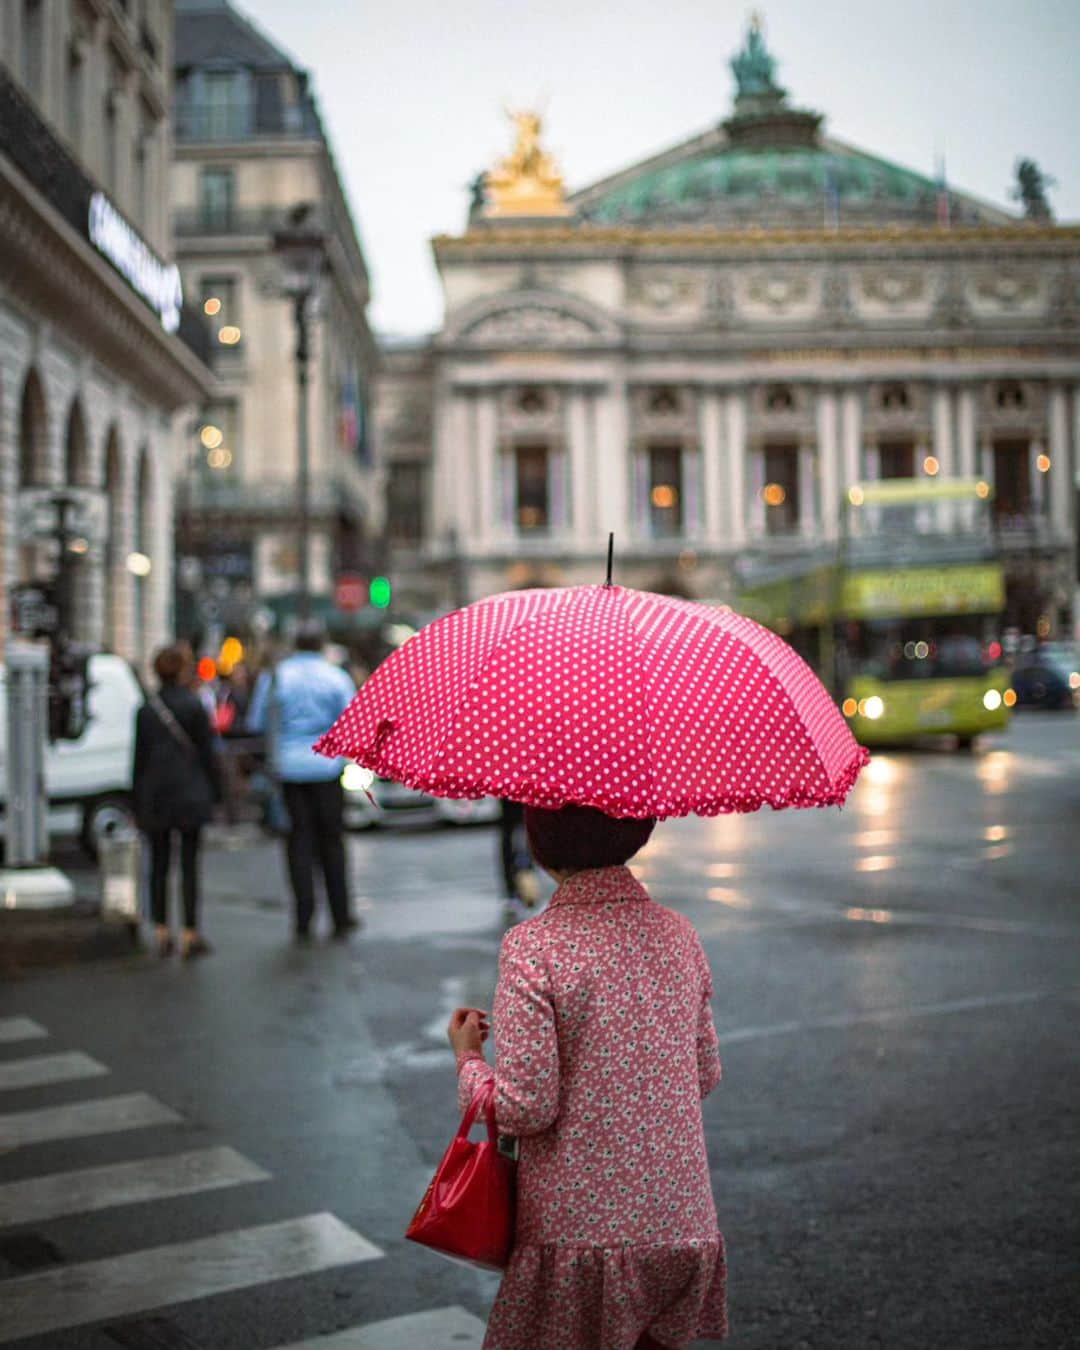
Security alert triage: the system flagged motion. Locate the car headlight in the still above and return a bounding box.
[982,689,1002,711]
[862,695,885,720]
[341,764,375,793]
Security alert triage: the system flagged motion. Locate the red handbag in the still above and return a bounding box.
[405,1081,516,1270]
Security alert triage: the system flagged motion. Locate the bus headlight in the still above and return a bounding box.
[342,763,376,793]
[863,696,885,720]
[982,689,1003,711]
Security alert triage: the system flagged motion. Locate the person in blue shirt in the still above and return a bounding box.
[248,624,357,940]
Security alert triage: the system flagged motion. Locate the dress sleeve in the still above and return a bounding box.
[457,932,560,1136]
[695,941,723,1099]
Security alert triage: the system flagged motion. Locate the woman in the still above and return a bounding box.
[448,804,727,1349]
[133,645,221,959]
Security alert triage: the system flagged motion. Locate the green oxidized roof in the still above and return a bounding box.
[583,145,940,222]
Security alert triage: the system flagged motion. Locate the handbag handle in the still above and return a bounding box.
[457,1081,497,1144]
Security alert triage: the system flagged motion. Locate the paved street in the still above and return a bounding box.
[1,714,1077,1350]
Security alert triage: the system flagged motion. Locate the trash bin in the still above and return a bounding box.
[99,826,141,925]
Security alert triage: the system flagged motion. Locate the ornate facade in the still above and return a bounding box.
[381,21,1079,635]
[171,0,379,637]
[0,0,213,666]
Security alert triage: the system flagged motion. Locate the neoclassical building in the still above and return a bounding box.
[171,0,379,638]
[0,0,212,666]
[382,22,1079,635]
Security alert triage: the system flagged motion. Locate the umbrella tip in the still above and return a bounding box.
[605,533,614,587]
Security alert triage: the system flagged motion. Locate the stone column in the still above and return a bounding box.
[724,387,747,547]
[475,389,498,550]
[1048,384,1070,540]
[956,384,978,478]
[699,387,724,545]
[798,444,817,537]
[596,376,629,543]
[932,384,954,475]
[841,387,862,491]
[816,386,839,537]
[567,387,591,544]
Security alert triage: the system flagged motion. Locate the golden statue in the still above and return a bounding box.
[483,110,570,218]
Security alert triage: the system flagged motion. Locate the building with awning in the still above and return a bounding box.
[0,1,214,666]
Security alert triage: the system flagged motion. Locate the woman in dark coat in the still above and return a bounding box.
[133,645,222,959]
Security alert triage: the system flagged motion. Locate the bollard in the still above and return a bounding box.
[99,825,141,924]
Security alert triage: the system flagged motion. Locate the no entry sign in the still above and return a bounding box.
[335,572,366,612]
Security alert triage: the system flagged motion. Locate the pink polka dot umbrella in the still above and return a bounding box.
[314,582,868,819]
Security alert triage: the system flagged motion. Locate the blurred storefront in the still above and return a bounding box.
[381,18,1079,639]
[0,2,213,667]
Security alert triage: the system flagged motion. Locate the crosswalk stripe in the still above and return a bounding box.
[0,1050,107,1092]
[0,1018,47,1044]
[0,1092,182,1150]
[273,1306,487,1349]
[0,1211,382,1343]
[0,1146,269,1227]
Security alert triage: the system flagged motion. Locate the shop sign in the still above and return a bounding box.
[841,564,1005,619]
[88,192,183,333]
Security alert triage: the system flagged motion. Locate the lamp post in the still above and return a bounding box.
[273,204,326,625]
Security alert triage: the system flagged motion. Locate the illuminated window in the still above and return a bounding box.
[514,445,549,533]
[200,276,240,347]
[648,445,683,538]
[762,444,799,535]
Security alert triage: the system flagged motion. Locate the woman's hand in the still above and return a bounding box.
[447,1007,490,1056]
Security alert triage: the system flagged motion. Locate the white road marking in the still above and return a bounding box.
[0,1146,268,1227]
[719,988,1074,1045]
[0,1018,47,1044]
[0,1092,182,1151]
[273,1306,487,1349]
[0,1212,382,1343]
[0,1050,107,1092]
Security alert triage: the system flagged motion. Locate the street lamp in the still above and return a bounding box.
[273,203,327,624]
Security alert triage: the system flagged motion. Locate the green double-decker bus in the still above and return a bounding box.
[738,478,1012,748]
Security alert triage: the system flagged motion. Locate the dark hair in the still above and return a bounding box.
[295,621,325,653]
[524,804,656,873]
[153,645,188,685]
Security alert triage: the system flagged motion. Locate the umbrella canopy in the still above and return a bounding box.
[315,584,868,819]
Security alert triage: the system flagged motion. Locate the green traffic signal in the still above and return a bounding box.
[369,575,391,609]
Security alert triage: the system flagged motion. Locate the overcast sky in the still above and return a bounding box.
[238,0,1080,336]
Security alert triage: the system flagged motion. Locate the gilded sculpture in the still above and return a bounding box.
[483,110,570,218]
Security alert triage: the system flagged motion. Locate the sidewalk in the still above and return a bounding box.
[0,824,267,976]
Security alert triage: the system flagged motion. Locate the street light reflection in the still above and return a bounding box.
[707,887,751,908]
[854,829,897,848]
[975,752,1012,795]
[984,844,1013,860]
[845,906,894,923]
[855,855,896,872]
[983,825,1009,842]
[706,862,739,878]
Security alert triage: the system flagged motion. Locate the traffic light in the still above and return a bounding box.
[369,576,391,609]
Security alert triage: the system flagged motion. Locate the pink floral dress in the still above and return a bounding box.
[457,865,727,1349]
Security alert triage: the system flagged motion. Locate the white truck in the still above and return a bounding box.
[0,653,143,856]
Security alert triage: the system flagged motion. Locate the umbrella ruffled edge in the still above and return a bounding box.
[314,731,872,820]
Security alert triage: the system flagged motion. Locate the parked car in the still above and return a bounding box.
[0,653,143,856]
[340,763,501,830]
[1010,660,1077,711]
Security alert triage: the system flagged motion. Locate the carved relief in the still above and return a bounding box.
[627,269,705,315]
[855,267,935,321]
[966,267,1047,318]
[463,306,599,346]
[735,269,820,322]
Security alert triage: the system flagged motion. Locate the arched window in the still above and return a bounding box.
[133,450,152,658]
[19,368,49,488]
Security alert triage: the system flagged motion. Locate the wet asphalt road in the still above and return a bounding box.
[1,713,1078,1350]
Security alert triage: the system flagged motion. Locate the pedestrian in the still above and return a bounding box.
[247,622,358,941]
[447,803,727,1349]
[133,644,222,960]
